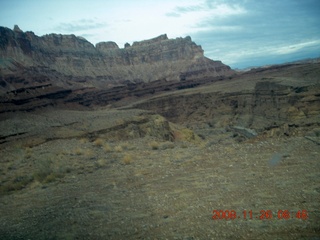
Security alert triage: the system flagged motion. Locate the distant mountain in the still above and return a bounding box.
[0,25,235,113]
[0,25,233,92]
[236,57,320,72]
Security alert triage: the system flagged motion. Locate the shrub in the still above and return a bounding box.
[149,141,159,150]
[114,145,123,152]
[84,149,94,157]
[104,144,112,152]
[33,158,65,183]
[122,154,132,165]
[0,175,34,194]
[74,148,83,155]
[24,147,33,159]
[160,141,175,150]
[93,138,104,147]
[42,171,65,184]
[121,142,136,151]
[96,158,108,168]
[79,138,88,144]
[33,158,52,182]
[173,128,201,144]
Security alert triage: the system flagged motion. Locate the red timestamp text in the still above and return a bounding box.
[212,209,308,220]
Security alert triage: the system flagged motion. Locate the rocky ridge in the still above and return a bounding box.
[0,25,234,113]
[0,25,232,88]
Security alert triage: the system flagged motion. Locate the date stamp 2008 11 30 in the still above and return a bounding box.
[212,209,309,220]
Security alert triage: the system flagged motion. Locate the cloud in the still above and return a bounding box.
[203,38,320,68]
[183,0,320,68]
[166,1,246,19]
[163,0,247,39]
[195,25,243,32]
[165,12,181,17]
[274,40,320,55]
[174,4,204,14]
[55,19,106,33]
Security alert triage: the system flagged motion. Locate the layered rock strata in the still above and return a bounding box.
[0,26,233,88]
[132,63,320,136]
[0,25,234,113]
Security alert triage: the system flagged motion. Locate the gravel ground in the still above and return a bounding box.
[0,109,319,239]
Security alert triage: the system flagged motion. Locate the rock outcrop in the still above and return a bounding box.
[0,26,233,88]
[0,25,234,113]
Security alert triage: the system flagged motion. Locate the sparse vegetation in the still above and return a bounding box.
[46,172,65,183]
[116,119,125,125]
[121,142,131,150]
[93,138,104,147]
[173,128,201,144]
[84,149,94,158]
[79,137,88,144]
[160,141,175,150]
[149,141,175,150]
[74,147,83,155]
[103,143,113,152]
[122,154,132,165]
[96,158,108,168]
[114,145,123,152]
[33,158,65,183]
[32,158,53,182]
[0,174,34,194]
[24,147,33,159]
[149,141,160,150]
[153,115,166,126]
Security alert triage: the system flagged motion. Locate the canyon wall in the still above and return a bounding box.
[0,25,233,91]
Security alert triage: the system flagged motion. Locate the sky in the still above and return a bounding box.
[1,0,320,69]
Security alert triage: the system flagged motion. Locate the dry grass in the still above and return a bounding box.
[116,119,125,125]
[121,142,131,150]
[149,141,160,150]
[24,147,33,159]
[32,157,68,184]
[32,158,53,183]
[74,147,83,155]
[79,138,88,144]
[114,145,123,152]
[149,141,175,150]
[173,128,202,144]
[96,158,108,168]
[122,154,133,165]
[0,174,34,194]
[103,144,113,152]
[153,115,166,126]
[84,149,94,157]
[160,141,175,150]
[93,138,104,147]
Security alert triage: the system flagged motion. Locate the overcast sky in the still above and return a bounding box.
[1,0,320,68]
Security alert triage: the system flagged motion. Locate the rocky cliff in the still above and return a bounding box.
[0,25,233,90]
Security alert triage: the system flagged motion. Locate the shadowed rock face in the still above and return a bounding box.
[0,27,233,87]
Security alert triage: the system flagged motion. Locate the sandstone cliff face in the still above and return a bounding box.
[0,26,233,90]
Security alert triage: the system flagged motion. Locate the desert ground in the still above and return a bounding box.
[0,107,319,240]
